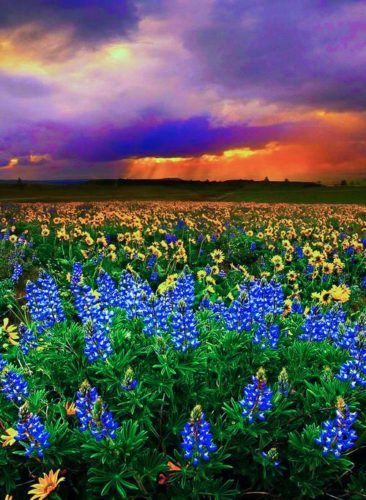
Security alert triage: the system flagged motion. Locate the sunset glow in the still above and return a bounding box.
[0,1,365,181]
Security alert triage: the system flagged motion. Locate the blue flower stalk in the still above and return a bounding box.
[0,368,29,404]
[121,367,138,391]
[336,331,366,389]
[261,447,281,467]
[19,324,38,355]
[15,403,50,457]
[25,273,65,333]
[170,299,200,352]
[11,262,23,284]
[315,397,358,458]
[181,405,218,466]
[278,367,289,397]
[239,367,273,423]
[75,380,119,441]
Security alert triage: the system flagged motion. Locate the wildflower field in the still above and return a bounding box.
[0,201,365,499]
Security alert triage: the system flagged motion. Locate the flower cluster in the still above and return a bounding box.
[118,271,152,319]
[19,324,38,355]
[73,284,114,362]
[278,367,289,397]
[204,279,284,349]
[181,405,218,466]
[315,397,358,458]
[96,269,119,308]
[336,330,366,388]
[25,273,65,333]
[75,381,119,440]
[11,262,23,284]
[299,306,346,342]
[143,293,170,337]
[121,367,138,391]
[239,368,273,423]
[70,262,83,292]
[170,299,200,352]
[0,368,29,404]
[261,447,281,467]
[15,404,50,457]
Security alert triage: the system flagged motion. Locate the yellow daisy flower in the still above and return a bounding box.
[1,318,19,346]
[28,469,65,500]
[210,249,224,264]
[1,428,18,447]
[330,284,350,303]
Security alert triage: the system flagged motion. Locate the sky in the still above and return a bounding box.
[0,0,365,182]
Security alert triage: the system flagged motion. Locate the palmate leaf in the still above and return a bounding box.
[87,465,139,498]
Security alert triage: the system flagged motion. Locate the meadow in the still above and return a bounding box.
[0,180,365,204]
[0,201,365,499]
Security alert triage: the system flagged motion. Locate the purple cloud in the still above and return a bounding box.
[0,71,54,98]
[184,0,366,111]
[0,0,160,48]
[57,116,293,161]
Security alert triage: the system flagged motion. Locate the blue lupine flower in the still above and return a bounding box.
[19,324,38,355]
[362,276,366,289]
[336,331,366,388]
[96,270,119,308]
[220,280,284,347]
[250,242,257,251]
[83,319,113,363]
[239,368,273,423]
[75,381,119,441]
[315,397,357,458]
[70,262,83,293]
[181,405,218,466]
[294,246,304,259]
[15,405,50,457]
[306,264,314,275]
[25,273,65,333]
[121,367,138,391]
[176,219,186,230]
[1,369,29,404]
[170,299,200,352]
[150,271,159,282]
[261,448,281,467]
[165,234,177,244]
[299,306,345,342]
[143,293,170,337]
[118,271,152,319]
[278,367,289,397]
[169,273,195,309]
[0,354,6,371]
[253,316,280,349]
[204,265,212,275]
[73,283,114,362]
[291,299,304,314]
[147,254,157,268]
[11,262,23,284]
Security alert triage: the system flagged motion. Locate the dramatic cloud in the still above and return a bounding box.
[184,0,366,111]
[57,116,292,161]
[0,0,365,181]
[0,0,139,46]
[0,71,54,98]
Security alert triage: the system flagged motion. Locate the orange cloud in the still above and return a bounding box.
[29,154,50,163]
[124,135,365,183]
[0,158,19,170]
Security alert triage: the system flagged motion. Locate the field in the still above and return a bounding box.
[0,180,365,204]
[0,201,366,499]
